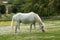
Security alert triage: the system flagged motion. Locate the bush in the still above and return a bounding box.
[0,13,14,21]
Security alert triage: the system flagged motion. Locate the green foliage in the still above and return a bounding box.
[0,5,6,14]
[3,0,60,16]
[0,13,13,21]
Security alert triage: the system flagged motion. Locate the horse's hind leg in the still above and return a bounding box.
[15,25,17,33]
[15,21,20,33]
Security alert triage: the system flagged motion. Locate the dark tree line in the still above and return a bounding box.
[1,0,60,17]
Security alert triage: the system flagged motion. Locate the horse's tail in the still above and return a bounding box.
[11,18,14,30]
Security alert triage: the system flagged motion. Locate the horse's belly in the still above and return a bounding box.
[21,19,34,24]
[20,14,35,24]
[22,21,31,24]
[21,18,35,24]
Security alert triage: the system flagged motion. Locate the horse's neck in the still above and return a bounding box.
[35,14,44,25]
[34,14,42,22]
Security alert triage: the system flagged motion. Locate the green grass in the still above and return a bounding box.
[0,20,60,40]
[0,31,60,40]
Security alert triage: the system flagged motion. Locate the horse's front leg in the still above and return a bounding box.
[17,23,20,30]
[34,23,36,32]
[30,24,32,32]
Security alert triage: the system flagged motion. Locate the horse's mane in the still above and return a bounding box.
[34,13,41,21]
[34,13,44,26]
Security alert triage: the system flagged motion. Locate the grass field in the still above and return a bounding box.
[0,19,60,40]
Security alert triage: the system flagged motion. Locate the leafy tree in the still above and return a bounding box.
[5,0,60,16]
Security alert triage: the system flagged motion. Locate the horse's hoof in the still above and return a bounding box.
[42,30,45,32]
[15,31,17,33]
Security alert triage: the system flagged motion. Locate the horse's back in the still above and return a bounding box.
[17,12,35,15]
[16,12,35,19]
[19,12,35,23]
[12,12,37,23]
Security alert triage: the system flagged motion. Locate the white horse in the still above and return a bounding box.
[11,12,45,33]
